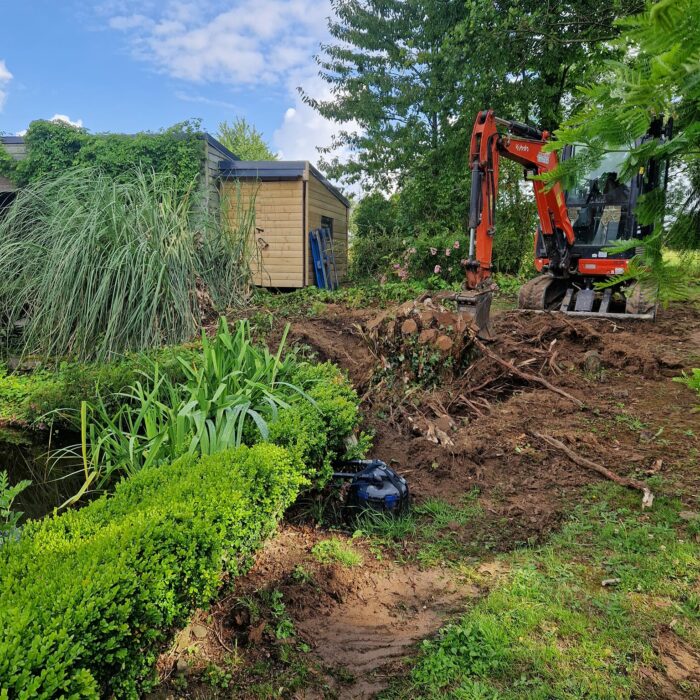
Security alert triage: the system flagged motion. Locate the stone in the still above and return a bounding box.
[401,318,418,335]
[418,328,438,344]
[176,658,189,674]
[434,335,454,352]
[583,350,602,374]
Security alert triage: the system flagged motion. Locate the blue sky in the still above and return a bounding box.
[0,0,338,161]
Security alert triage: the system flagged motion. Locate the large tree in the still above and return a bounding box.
[309,0,644,208]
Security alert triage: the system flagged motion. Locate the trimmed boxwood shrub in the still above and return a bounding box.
[272,362,363,484]
[0,443,305,699]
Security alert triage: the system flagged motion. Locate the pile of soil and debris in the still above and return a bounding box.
[277,301,699,546]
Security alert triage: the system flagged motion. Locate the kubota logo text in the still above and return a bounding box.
[515,145,529,152]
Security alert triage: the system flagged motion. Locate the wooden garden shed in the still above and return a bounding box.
[219,160,350,289]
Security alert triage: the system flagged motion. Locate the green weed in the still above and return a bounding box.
[312,537,364,567]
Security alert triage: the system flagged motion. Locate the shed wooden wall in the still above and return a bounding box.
[306,172,349,284]
[222,179,305,288]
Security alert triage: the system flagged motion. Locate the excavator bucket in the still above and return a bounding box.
[455,289,494,339]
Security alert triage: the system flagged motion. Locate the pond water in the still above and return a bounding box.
[1,427,86,521]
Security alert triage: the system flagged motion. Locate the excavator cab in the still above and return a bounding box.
[528,123,668,317]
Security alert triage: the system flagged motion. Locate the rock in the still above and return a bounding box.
[191,624,208,639]
[583,350,602,374]
[679,511,700,522]
[176,658,189,674]
[401,318,418,335]
[434,335,454,352]
[418,328,438,344]
[601,578,621,587]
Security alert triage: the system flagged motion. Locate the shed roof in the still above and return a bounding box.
[219,159,350,208]
[0,136,24,145]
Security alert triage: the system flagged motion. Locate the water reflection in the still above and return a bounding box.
[1,427,86,521]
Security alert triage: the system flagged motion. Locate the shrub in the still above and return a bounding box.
[269,361,362,483]
[1,119,205,198]
[0,444,305,698]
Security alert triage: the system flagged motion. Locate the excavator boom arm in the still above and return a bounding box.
[466,110,574,288]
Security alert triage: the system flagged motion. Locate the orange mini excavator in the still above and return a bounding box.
[459,109,668,334]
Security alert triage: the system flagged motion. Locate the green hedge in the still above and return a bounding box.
[271,362,363,483]
[0,120,205,198]
[0,444,305,699]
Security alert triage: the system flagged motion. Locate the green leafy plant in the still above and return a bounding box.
[0,167,257,361]
[541,0,700,299]
[0,444,305,698]
[67,319,321,490]
[0,471,31,540]
[1,119,205,197]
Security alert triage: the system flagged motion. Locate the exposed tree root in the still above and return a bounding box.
[534,432,654,508]
[473,337,585,408]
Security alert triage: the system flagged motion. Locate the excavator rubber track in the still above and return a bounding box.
[517,274,656,320]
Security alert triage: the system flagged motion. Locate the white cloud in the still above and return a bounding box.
[101,1,354,173]
[50,114,84,128]
[109,14,154,30]
[0,59,13,112]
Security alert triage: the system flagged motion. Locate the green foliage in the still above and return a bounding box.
[350,164,536,282]
[217,118,277,161]
[0,347,197,427]
[0,471,31,540]
[1,119,204,197]
[545,0,700,294]
[312,537,364,567]
[0,444,306,698]
[254,280,434,315]
[350,193,405,280]
[382,485,700,699]
[674,368,700,409]
[0,167,257,361]
[69,320,361,491]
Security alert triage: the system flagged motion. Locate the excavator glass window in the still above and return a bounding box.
[564,149,634,248]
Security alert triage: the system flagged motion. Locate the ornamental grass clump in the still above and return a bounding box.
[0,166,257,361]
